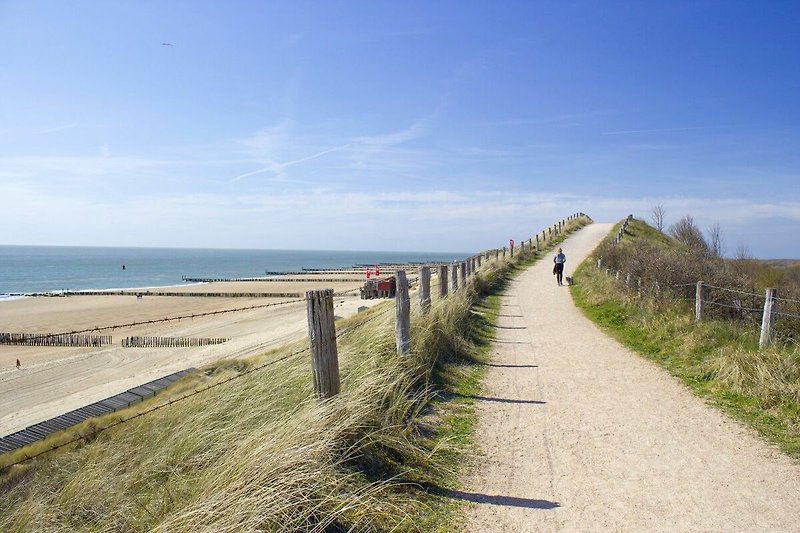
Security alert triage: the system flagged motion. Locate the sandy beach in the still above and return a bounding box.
[0,275,410,436]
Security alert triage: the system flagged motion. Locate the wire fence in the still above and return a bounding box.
[0,214,589,471]
[600,268,800,346]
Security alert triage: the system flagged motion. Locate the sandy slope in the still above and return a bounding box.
[0,278,385,436]
[462,224,800,531]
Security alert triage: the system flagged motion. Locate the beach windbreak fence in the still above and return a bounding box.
[122,336,229,348]
[0,333,112,347]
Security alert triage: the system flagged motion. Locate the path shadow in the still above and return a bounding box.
[495,325,527,330]
[453,392,546,405]
[497,314,524,318]
[481,362,538,369]
[425,485,560,510]
[493,340,528,345]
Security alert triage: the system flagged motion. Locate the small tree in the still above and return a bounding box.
[707,223,725,258]
[650,204,666,232]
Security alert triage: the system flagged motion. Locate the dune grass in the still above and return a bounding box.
[0,216,592,531]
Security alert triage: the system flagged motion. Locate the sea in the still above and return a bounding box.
[0,245,469,299]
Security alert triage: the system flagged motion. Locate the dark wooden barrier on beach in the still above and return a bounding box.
[56,291,305,298]
[121,336,229,348]
[0,369,196,455]
[0,332,112,347]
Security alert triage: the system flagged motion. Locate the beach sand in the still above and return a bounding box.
[0,275,408,436]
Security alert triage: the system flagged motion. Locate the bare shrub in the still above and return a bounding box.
[669,216,709,253]
[650,204,666,232]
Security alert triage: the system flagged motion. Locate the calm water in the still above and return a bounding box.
[0,245,468,297]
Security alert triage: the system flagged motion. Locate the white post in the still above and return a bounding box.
[695,281,704,323]
[759,288,778,349]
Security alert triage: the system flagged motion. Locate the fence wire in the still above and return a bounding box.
[603,268,800,346]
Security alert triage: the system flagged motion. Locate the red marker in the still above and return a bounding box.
[375,266,380,276]
[366,268,372,279]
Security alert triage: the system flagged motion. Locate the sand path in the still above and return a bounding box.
[462,223,800,532]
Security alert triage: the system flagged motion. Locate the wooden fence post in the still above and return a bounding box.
[695,281,704,322]
[460,261,467,285]
[306,288,340,399]
[439,265,448,298]
[759,288,778,349]
[419,266,431,314]
[477,255,482,268]
[536,234,539,250]
[597,257,603,269]
[451,263,458,292]
[395,271,411,355]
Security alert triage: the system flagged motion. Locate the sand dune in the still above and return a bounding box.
[0,275,397,436]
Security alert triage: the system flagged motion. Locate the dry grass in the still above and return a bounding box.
[0,215,593,531]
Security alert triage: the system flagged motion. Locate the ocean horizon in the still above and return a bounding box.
[0,245,470,297]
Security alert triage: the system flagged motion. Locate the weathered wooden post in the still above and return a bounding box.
[535,234,540,250]
[625,272,632,289]
[597,257,603,269]
[471,256,476,273]
[419,266,431,314]
[306,288,340,399]
[460,261,467,285]
[695,281,704,322]
[439,265,448,298]
[502,247,506,259]
[395,271,411,355]
[759,288,778,349]
[477,255,482,268]
[451,263,458,292]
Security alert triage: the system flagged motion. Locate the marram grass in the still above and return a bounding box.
[0,216,591,531]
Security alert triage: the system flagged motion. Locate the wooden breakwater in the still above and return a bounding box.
[182,277,364,283]
[0,332,112,347]
[52,291,305,298]
[122,336,229,348]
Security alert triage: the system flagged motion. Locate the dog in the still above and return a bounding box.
[565,276,574,286]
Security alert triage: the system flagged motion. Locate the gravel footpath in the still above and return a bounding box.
[462,223,800,532]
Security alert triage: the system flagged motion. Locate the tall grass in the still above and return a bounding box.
[0,216,592,531]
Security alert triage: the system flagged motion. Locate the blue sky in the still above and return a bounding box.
[1,1,799,257]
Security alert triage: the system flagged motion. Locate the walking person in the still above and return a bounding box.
[553,247,566,286]
[16,358,21,370]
